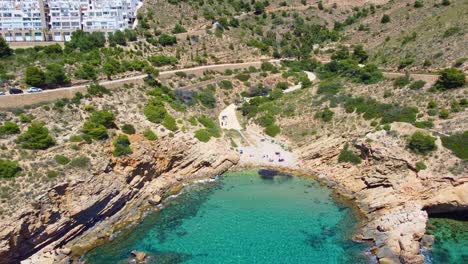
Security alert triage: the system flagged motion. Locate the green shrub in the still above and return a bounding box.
[47,170,59,178]
[162,114,178,131]
[338,143,361,164]
[257,113,276,127]
[17,122,55,150]
[0,159,21,179]
[0,121,20,135]
[25,66,46,87]
[315,108,334,122]
[158,34,177,46]
[439,108,449,119]
[87,83,110,96]
[265,124,281,137]
[236,73,250,82]
[69,135,82,142]
[435,68,466,89]
[121,124,136,134]
[408,132,437,155]
[441,131,467,160]
[89,110,115,127]
[414,1,423,8]
[113,135,132,157]
[393,76,411,87]
[276,82,289,90]
[149,54,177,66]
[399,58,414,69]
[54,155,70,165]
[381,14,390,24]
[69,156,90,168]
[218,80,233,90]
[343,96,418,124]
[82,110,115,140]
[172,23,187,34]
[443,26,461,38]
[415,161,427,172]
[196,88,216,108]
[194,129,212,142]
[317,80,342,95]
[19,113,35,123]
[414,121,434,129]
[82,121,107,139]
[143,129,158,141]
[261,62,277,72]
[409,80,426,90]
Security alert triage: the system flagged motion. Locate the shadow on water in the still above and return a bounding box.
[258,169,293,182]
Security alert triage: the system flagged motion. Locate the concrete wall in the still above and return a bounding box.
[0,76,146,110]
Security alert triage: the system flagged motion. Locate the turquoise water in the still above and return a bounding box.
[425,216,468,263]
[83,170,370,264]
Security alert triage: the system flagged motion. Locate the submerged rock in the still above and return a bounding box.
[131,250,146,262]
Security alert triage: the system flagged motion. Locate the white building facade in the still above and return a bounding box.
[0,0,141,42]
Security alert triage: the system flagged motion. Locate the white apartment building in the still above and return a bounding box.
[0,0,46,41]
[0,0,141,42]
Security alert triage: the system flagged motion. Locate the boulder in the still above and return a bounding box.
[148,195,162,205]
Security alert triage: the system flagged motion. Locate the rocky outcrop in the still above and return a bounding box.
[0,133,239,264]
[296,124,467,264]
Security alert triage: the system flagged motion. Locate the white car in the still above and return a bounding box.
[0,91,5,96]
[27,87,43,93]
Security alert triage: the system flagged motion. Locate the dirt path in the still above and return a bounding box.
[283,71,316,93]
[218,69,319,169]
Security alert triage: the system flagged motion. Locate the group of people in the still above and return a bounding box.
[220,115,228,127]
[239,150,285,163]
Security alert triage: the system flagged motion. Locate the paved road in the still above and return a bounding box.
[0,59,281,109]
[0,58,442,109]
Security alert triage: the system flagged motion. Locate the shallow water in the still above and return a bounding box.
[83,169,370,264]
[425,216,468,264]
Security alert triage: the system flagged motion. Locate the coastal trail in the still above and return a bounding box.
[218,70,317,169]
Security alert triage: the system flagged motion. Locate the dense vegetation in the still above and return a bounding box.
[441,131,467,160]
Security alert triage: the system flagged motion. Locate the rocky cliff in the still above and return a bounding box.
[0,133,239,264]
[296,122,467,264]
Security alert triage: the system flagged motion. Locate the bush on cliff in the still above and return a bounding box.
[407,132,436,155]
[82,110,115,140]
[17,122,55,150]
[0,121,20,136]
[113,135,132,157]
[338,143,361,164]
[0,159,21,179]
[441,131,467,160]
[194,129,212,142]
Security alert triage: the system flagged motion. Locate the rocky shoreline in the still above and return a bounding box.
[2,123,466,264]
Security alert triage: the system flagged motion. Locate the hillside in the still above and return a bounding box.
[0,0,467,263]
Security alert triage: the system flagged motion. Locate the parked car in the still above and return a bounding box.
[0,91,5,96]
[9,88,23,94]
[27,87,43,93]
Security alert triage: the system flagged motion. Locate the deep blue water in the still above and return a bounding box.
[83,169,371,263]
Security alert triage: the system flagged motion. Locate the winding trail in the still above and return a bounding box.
[218,70,318,169]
